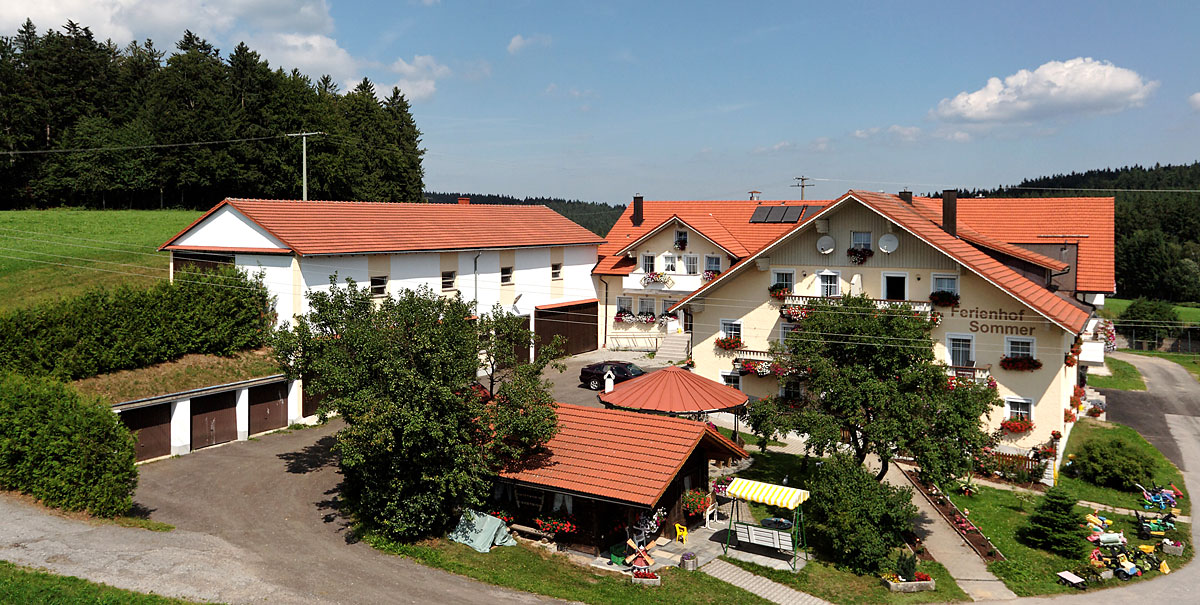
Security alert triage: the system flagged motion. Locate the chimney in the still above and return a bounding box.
[898,190,913,204]
[749,190,761,201]
[457,196,470,205]
[632,194,643,226]
[941,190,957,237]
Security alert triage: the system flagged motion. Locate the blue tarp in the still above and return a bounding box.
[448,510,517,553]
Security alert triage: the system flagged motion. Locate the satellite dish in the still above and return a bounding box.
[816,235,835,254]
[878,234,899,254]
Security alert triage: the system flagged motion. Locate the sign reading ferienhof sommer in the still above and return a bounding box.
[951,306,1036,335]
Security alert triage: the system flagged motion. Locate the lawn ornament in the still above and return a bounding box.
[1090,548,1141,580]
[1085,512,1112,533]
[1086,532,1127,547]
[624,539,657,571]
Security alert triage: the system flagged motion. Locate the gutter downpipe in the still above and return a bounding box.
[599,275,609,348]
[473,252,481,312]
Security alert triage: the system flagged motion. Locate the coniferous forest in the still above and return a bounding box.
[0,19,425,210]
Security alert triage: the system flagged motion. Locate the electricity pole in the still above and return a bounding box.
[791,175,813,200]
[287,131,325,200]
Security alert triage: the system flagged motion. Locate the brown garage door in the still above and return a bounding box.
[119,404,172,461]
[249,382,288,435]
[191,392,237,450]
[535,301,598,357]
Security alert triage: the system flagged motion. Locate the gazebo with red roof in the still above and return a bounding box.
[597,366,748,416]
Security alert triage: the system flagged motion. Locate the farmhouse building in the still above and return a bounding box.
[593,190,1114,450]
[160,197,605,357]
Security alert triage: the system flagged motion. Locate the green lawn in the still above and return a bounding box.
[722,557,968,604]
[1087,358,1146,391]
[946,486,1193,596]
[1101,298,1200,323]
[363,534,772,604]
[716,426,785,448]
[0,560,193,604]
[1124,350,1200,382]
[0,209,199,312]
[1059,419,1190,515]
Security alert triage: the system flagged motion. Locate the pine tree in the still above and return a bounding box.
[1021,486,1086,557]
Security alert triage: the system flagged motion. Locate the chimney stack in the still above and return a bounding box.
[898,190,913,204]
[632,194,644,226]
[941,190,957,237]
[457,197,470,205]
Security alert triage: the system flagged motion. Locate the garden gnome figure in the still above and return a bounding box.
[604,370,616,393]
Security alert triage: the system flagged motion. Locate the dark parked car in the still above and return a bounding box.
[579,361,646,390]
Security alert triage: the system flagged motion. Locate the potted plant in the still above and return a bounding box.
[712,476,733,503]
[929,290,961,307]
[679,551,699,571]
[999,356,1043,371]
[682,489,712,517]
[659,312,677,325]
[780,305,808,321]
[1064,408,1077,423]
[534,513,578,534]
[488,509,514,524]
[631,570,660,586]
[1000,418,1034,434]
[714,336,744,351]
[1051,430,1062,440]
[768,283,791,300]
[1087,406,1104,418]
[847,247,875,265]
[702,269,719,282]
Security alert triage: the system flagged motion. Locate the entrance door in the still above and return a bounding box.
[884,274,907,300]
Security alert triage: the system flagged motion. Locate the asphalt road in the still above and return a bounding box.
[544,348,668,407]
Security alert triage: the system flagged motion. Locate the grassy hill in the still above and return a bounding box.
[0,209,199,312]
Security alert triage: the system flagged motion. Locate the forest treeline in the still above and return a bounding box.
[0,19,424,209]
[424,192,623,237]
[967,161,1200,302]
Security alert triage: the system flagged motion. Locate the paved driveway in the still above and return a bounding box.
[544,348,669,407]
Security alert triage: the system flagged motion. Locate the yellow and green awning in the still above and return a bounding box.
[725,478,809,510]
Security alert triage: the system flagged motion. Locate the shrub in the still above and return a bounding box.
[1118,298,1180,342]
[0,266,271,380]
[1019,486,1086,557]
[0,373,137,517]
[1072,437,1152,491]
[806,454,917,573]
[895,551,917,580]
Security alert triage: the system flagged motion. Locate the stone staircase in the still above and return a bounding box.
[657,331,691,362]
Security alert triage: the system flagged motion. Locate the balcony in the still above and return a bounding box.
[782,294,933,315]
[945,364,992,384]
[622,272,707,293]
[734,348,774,362]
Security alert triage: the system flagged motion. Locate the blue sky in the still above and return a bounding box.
[5,1,1200,203]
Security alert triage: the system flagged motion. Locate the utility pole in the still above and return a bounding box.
[791,175,813,200]
[286,131,325,200]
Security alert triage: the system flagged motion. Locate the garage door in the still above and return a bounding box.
[535,301,598,357]
[119,404,172,461]
[191,392,237,450]
[249,382,288,435]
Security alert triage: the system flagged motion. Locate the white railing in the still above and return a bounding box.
[734,349,775,362]
[945,364,991,384]
[782,295,932,314]
[622,272,706,292]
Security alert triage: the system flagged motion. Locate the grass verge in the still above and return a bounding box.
[947,485,1192,596]
[722,557,968,604]
[1101,298,1200,323]
[0,560,193,604]
[363,534,772,604]
[1059,419,1189,515]
[72,348,282,403]
[1087,358,1146,391]
[0,209,199,312]
[1124,350,1200,382]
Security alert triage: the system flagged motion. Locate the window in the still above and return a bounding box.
[500,266,514,285]
[719,319,741,341]
[683,255,699,275]
[1006,337,1035,359]
[551,263,562,280]
[705,255,722,273]
[851,231,872,250]
[818,271,840,297]
[663,254,677,272]
[638,298,656,315]
[675,229,688,247]
[663,299,679,316]
[721,371,741,391]
[616,296,633,313]
[780,380,804,402]
[780,322,799,342]
[369,275,387,297]
[771,270,795,294]
[947,334,974,367]
[933,274,959,295]
[1006,398,1033,421]
[441,271,456,291]
[642,254,655,274]
[882,272,907,300]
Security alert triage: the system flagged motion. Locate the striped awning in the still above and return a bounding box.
[726,478,809,510]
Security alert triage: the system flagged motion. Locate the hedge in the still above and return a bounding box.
[0,266,272,380]
[0,372,137,517]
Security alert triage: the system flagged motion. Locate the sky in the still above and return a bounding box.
[5,1,1200,204]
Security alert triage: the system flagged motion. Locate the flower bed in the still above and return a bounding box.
[715,336,744,351]
[1000,356,1043,371]
[903,469,1005,563]
[1001,418,1034,434]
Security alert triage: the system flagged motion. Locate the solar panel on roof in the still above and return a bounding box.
[749,207,771,223]
[782,206,804,223]
[801,206,822,220]
[765,206,788,222]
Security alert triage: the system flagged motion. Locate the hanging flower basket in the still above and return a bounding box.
[712,475,733,497]
[847,247,875,265]
[929,290,961,308]
[715,336,744,351]
[702,269,719,282]
[768,283,791,300]
[1000,418,1034,433]
[1000,356,1043,371]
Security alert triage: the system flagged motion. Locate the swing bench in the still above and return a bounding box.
[722,477,809,571]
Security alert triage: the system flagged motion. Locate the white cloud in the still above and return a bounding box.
[388,54,451,101]
[934,57,1158,123]
[507,33,551,55]
[887,125,921,142]
[852,127,880,139]
[810,137,831,152]
[246,32,358,85]
[1189,92,1200,112]
[939,130,972,143]
[752,141,796,155]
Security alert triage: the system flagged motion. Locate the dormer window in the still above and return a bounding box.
[674,229,688,251]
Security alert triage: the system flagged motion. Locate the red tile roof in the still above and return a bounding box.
[500,403,747,507]
[911,196,1115,293]
[674,190,1093,333]
[599,367,748,414]
[595,200,830,275]
[160,198,606,256]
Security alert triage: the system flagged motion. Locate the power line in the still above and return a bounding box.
[811,176,1200,195]
[0,134,289,156]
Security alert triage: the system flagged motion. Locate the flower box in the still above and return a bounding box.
[631,576,661,586]
[768,283,791,300]
[847,247,874,265]
[1000,356,1043,371]
[702,270,719,282]
[929,290,960,308]
[881,578,937,593]
[1001,418,1034,434]
[715,336,744,351]
[1164,540,1185,556]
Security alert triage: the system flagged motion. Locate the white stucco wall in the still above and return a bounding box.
[235,254,295,327]
[174,206,287,250]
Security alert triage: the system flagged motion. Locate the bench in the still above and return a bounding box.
[509,523,554,541]
[1056,570,1086,590]
[734,522,794,554]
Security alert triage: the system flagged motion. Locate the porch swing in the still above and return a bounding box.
[721,477,809,571]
